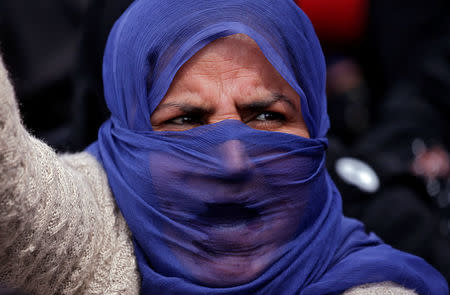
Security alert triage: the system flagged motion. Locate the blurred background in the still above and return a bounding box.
[0,0,449,283]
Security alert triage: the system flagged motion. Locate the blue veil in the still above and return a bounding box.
[87,0,448,294]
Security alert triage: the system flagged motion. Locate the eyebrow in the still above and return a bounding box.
[155,93,297,114]
[237,93,298,112]
[155,103,214,115]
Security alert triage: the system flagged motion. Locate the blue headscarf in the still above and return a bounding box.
[87,0,448,294]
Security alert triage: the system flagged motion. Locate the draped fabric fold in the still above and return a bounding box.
[87,0,448,294]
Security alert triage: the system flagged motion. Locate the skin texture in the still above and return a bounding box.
[150,35,310,138]
[149,35,310,287]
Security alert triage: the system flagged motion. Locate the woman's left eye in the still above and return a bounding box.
[253,112,286,122]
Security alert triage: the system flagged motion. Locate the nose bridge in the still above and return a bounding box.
[209,99,241,124]
[220,140,252,175]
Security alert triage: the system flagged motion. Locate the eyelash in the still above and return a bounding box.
[164,111,286,126]
[165,114,206,126]
[250,112,286,123]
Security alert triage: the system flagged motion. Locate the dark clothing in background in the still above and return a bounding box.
[368,0,450,91]
[326,0,450,282]
[74,0,134,150]
[0,0,90,151]
[0,0,132,152]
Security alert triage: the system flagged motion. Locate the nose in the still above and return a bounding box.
[219,140,253,176]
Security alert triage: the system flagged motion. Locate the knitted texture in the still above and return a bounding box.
[0,55,417,295]
[0,55,139,294]
[343,282,418,295]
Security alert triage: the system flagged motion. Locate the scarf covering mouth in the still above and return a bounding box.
[87,0,448,294]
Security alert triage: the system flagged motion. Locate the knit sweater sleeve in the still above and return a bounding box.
[342,282,419,295]
[0,56,139,294]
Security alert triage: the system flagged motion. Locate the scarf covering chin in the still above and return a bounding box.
[87,0,448,294]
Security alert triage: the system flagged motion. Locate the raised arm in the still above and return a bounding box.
[0,55,139,294]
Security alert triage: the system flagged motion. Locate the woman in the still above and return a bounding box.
[0,0,447,294]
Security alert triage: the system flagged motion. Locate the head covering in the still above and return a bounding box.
[87,0,448,294]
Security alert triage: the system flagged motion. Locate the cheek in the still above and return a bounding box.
[284,125,310,138]
[280,88,309,138]
[283,108,310,138]
[278,100,310,138]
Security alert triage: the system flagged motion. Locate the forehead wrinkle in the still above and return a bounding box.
[187,59,250,81]
[162,35,302,115]
[156,101,215,113]
[175,35,267,85]
[200,41,290,99]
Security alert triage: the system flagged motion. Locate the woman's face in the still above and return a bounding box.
[149,35,310,286]
[151,35,310,138]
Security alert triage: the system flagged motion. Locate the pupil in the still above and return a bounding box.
[262,112,275,120]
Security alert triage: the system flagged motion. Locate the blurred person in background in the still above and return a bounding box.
[297,0,450,282]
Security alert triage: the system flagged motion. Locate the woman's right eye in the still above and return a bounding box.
[165,115,205,126]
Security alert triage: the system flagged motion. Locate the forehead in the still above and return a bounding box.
[169,35,298,98]
[176,35,266,76]
[189,34,261,60]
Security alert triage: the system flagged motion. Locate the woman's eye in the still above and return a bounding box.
[253,112,286,122]
[166,115,204,125]
[245,111,287,130]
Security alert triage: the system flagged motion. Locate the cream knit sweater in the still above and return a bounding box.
[0,55,418,294]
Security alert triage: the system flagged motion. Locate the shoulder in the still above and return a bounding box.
[343,282,418,295]
[59,150,107,177]
[59,151,111,196]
